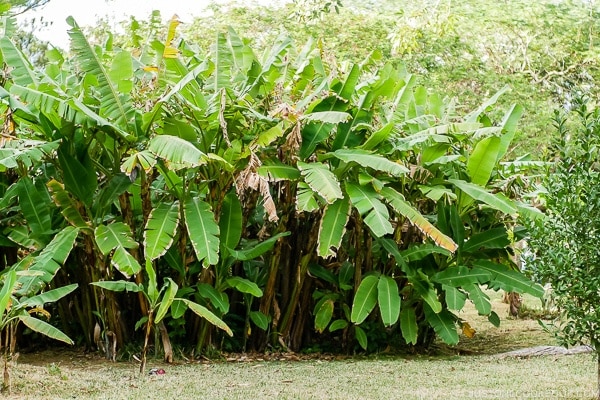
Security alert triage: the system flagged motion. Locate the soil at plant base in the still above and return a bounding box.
[449,291,558,356]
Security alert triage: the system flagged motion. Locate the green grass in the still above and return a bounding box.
[10,352,596,399]
[10,291,597,399]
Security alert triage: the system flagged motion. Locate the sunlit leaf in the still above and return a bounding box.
[351,275,379,324]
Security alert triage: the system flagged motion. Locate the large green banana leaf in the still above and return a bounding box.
[19,315,74,345]
[329,149,409,177]
[95,222,141,277]
[474,260,544,298]
[448,179,517,215]
[144,202,180,261]
[346,183,393,237]
[148,135,207,170]
[17,176,51,239]
[378,275,401,327]
[15,226,79,297]
[298,161,343,204]
[317,197,350,258]
[67,17,135,131]
[423,303,459,345]
[351,275,379,324]
[184,197,220,267]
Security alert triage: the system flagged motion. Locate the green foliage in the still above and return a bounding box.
[526,97,600,351]
[0,12,542,358]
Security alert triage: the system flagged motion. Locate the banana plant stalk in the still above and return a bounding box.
[92,260,232,374]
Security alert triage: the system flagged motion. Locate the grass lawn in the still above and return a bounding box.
[9,292,597,399]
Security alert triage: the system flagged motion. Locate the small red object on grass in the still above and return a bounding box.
[148,368,166,375]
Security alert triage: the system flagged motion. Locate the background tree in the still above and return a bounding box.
[526,95,600,399]
[0,0,49,16]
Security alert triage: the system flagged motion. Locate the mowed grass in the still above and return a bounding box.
[10,292,597,400]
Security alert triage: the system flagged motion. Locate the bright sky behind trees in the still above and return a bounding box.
[16,0,276,48]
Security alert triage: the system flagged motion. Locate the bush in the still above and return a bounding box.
[526,95,600,349]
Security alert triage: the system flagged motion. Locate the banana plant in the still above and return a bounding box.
[92,260,232,374]
[0,270,77,393]
[0,226,79,393]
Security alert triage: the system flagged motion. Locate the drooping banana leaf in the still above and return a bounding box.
[148,135,207,170]
[91,280,143,293]
[408,270,442,314]
[111,246,142,278]
[250,311,270,331]
[227,232,291,261]
[0,140,59,170]
[25,284,78,308]
[0,36,38,86]
[354,325,368,350]
[474,260,544,298]
[298,161,343,204]
[95,222,141,277]
[461,227,510,253]
[433,265,492,287]
[400,306,418,345]
[296,182,320,213]
[179,298,233,336]
[329,149,409,177]
[198,283,230,314]
[346,183,393,237]
[382,186,458,252]
[19,315,74,345]
[219,191,242,255]
[423,303,459,345]
[226,277,263,297]
[155,278,178,324]
[257,160,301,182]
[0,270,17,319]
[57,146,98,207]
[95,222,138,256]
[443,285,467,311]
[401,244,451,262]
[10,85,131,140]
[448,179,517,215]
[464,283,492,315]
[314,299,335,333]
[47,179,89,230]
[92,173,131,218]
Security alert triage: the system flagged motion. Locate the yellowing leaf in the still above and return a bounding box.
[29,307,51,319]
[142,65,159,72]
[462,321,476,338]
[163,47,179,59]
